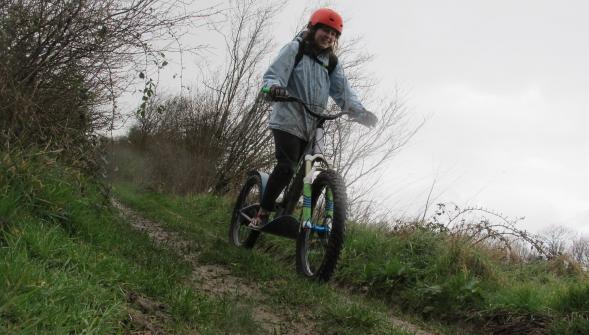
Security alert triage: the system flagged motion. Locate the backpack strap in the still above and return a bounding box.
[294,40,305,70]
[293,39,338,75]
[327,52,338,75]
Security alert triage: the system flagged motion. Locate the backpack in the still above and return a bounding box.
[293,39,338,75]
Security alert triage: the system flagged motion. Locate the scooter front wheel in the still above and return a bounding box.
[296,170,347,282]
[229,174,262,248]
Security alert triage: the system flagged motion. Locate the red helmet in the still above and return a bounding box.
[309,8,343,34]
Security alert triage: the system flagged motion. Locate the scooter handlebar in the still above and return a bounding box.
[261,86,348,120]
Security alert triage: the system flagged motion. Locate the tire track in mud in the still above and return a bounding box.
[112,199,315,335]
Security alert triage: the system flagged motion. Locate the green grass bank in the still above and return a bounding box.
[0,151,276,334]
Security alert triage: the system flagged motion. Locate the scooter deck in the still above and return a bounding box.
[239,204,300,240]
[258,215,299,240]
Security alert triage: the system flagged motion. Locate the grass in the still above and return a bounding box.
[338,223,589,333]
[5,148,587,334]
[114,180,588,335]
[114,182,418,335]
[0,151,262,334]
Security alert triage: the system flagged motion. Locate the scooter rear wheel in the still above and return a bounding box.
[229,174,262,248]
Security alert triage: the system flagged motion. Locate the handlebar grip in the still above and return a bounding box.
[261,86,294,102]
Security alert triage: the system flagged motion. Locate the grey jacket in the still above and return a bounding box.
[262,37,367,141]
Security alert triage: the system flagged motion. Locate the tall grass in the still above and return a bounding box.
[331,222,589,333]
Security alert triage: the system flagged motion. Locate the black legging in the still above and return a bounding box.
[260,129,308,211]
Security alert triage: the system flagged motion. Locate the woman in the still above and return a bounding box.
[250,8,378,227]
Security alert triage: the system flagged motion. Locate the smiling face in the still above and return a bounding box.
[313,25,339,50]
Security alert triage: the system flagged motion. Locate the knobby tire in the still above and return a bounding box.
[296,170,347,282]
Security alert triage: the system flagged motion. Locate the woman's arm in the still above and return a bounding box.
[328,62,365,116]
[329,63,377,127]
[262,41,299,89]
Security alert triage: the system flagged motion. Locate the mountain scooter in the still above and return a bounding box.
[229,87,350,281]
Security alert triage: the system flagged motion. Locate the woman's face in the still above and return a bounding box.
[313,26,339,50]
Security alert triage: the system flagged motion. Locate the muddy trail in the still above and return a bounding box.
[113,199,438,335]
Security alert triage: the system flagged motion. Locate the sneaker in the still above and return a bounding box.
[248,212,269,229]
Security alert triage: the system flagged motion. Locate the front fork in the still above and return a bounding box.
[301,158,333,233]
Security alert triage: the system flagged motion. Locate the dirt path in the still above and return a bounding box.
[113,199,439,335]
[113,199,314,335]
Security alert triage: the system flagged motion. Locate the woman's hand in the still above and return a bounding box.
[352,110,378,128]
[269,85,289,100]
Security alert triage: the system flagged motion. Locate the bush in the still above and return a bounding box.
[0,0,205,172]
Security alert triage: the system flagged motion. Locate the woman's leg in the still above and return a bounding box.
[260,129,307,213]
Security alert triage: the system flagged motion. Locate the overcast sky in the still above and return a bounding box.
[330,0,589,234]
[123,0,589,234]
